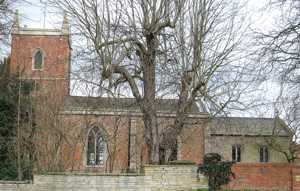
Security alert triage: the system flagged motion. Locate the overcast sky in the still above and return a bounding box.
[16,0,62,29]
[15,0,275,30]
[13,0,283,117]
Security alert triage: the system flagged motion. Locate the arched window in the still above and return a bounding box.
[87,126,107,166]
[33,49,44,70]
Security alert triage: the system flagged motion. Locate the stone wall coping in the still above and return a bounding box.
[0,180,30,184]
[233,162,293,167]
[13,28,66,36]
[143,164,197,168]
[34,165,199,177]
[36,172,144,177]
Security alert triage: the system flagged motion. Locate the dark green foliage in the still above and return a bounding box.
[198,153,235,191]
[0,62,35,180]
[0,97,16,136]
[0,96,18,180]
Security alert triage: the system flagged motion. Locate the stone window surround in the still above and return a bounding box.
[259,145,269,162]
[232,144,241,162]
[85,125,108,168]
[32,48,45,71]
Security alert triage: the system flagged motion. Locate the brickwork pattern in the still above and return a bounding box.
[293,166,300,191]
[10,34,70,96]
[58,115,206,172]
[224,163,294,191]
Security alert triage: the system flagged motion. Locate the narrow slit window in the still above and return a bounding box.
[232,145,241,162]
[259,146,269,162]
[33,50,43,70]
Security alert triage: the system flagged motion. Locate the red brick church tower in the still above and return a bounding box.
[10,11,71,97]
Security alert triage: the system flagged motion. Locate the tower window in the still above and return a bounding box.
[87,126,107,166]
[259,146,269,162]
[232,144,241,162]
[33,49,44,70]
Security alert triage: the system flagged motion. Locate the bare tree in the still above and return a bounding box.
[50,0,254,164]
[254,0,300,159]
[0,0,15,56]
[164,0,253,138]
[51,0,184,164]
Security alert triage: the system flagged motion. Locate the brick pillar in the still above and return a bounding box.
[129,117,138,171]
[293,165,300,191]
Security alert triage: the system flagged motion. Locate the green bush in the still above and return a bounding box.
[198,153,235,191]
[0,72,35,180]
[0,96,17,180]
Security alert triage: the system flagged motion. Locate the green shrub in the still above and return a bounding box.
[198,153,235,191]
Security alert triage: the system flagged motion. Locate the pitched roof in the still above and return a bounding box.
[207,117,291,137]
[63,96,200,113]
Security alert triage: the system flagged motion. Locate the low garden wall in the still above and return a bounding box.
[0,181,30,191]
[224,163,294,191]
[0,165,208,191]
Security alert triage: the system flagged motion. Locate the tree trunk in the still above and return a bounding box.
[174,72,190,136]
[143,111,159,164]
[142,32,159,164]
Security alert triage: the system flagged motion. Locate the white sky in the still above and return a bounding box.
[16,0,274,29]
[15,0,63,29]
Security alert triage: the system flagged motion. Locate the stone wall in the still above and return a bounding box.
[142,165,207,190]
[0,181,29,191]
[205,135,289,162]
[0,165,207,191]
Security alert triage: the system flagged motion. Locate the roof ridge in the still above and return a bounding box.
[66,95,180,101]
[63,96,202,113]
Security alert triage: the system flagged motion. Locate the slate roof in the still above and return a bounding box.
[63,97,291,137]
[63,96,200,113]
[207,117,291,137]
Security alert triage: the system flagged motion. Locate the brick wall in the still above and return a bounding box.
[224,163,294,191]
[52,114,206,173]
[10,33,70,96]
[293,165,300,191]
[10,34,70,78]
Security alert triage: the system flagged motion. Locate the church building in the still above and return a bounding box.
[7,12,293,190]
